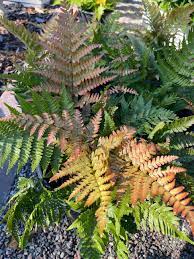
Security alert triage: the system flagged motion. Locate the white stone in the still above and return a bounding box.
[3,0,51,7]
[0,91,20,117]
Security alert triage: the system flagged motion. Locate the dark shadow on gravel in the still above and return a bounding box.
[179,242,194,259]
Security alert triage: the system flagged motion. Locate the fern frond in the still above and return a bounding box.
[107,86,138,96]
[0,17,41,54]
[116,136,194,234]
[122,96,177,135]
[143,0,194,41]
[103,111,116,136]
[133,199,193,244]
[87,109,103,142]
[68,208,104,258]
[161,116,194,136]
[157,28,194,92]
[38,9,113,104]
[50,127,134,233]
[151,176,194,235]
[0,128,63,173]
[170,133,194,150]
[5,111,75,149]
[76,93,101,109]
[4,178,66,248]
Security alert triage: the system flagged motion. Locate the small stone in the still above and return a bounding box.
[60,252,64,258]
[55,234,59,241]
[35,17,46,23]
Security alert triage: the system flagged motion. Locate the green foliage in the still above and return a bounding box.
[69,208,104,258]
[0,16,43,93]
[0,128,63,174]
[0,17,41,58]
[3,178,66,248]
[143,0,194,44]
[153,0,194,10]
[118,95,177,136]
[53,0,118,20]
[133,199,194,244]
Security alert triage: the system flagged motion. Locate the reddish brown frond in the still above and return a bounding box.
[72,44,101,62]
[76,76,115,97]
[107,86,138,96]
[87,109,103,142]
[38,8,111,106]
[150,166,186,178]
[14,112,73,146]
[151,177,194,234]
[76,93,101,108]
[140,155,179,171]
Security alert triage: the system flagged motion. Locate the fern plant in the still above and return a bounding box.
[49,126,194,235]
[143,0,194,45]
[0,2,194,258]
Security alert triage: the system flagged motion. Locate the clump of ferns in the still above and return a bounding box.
[48,126,194,236]
[1,2,194,257]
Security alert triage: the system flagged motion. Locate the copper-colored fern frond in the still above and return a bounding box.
[49,126,194,234]
[120,139,158,164]
[139,155,179,171]
[38,8,113,105]
[12,110,86,150]
[151,176,194,234]
[76,93,101,108]
[87,109,103,142]
[150,166,186,178]
[116,136,194,234]
[98,126,135,150]
[106,86,138,96]
[76,76,115,97]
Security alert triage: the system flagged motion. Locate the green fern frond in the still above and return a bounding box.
[69,208,104,259]
[0,130,63,173]
[157,28,194,94]
[133,199,194,244]
[121,96,177,135]
[3,178,66,249]
[0,17,41,54]
[170,133,194,150]
[103,110,116,136]
[160,116,194,136]
[143,0,194,42]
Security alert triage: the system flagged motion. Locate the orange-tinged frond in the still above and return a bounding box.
[140,155,179,171]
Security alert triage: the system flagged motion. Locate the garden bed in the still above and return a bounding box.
[0,170,194,258]
[0,1,194,259]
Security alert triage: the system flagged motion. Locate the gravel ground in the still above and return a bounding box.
[0,164,79,259]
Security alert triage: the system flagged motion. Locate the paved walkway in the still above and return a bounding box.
[116,0,145,31]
